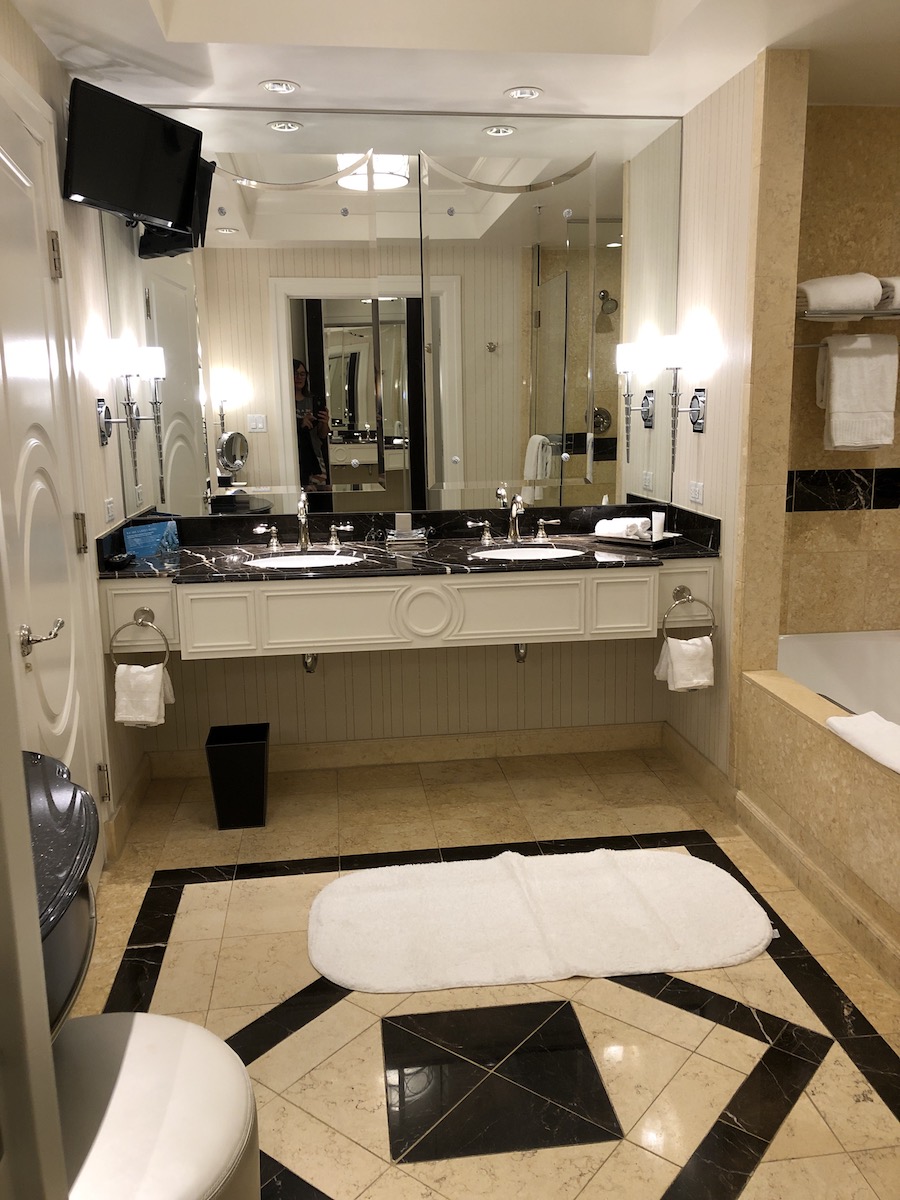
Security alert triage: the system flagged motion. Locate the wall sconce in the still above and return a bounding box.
[615,342,646,463]
[140,346,167,504]
[97,342,166,498]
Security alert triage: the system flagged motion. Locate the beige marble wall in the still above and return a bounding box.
[784,107,900,632]
[739,673,900,987]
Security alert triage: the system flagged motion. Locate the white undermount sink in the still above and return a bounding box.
[471,545,585,562]
[252,553,363,569]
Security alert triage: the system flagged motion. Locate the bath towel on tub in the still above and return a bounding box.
[825,710,900,774]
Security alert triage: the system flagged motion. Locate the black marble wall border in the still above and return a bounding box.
[786,467,900,512]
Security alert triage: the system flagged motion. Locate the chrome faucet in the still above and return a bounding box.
[254,524,283,552]
[326,522,353,549]
[507,494,526,542]
[297,490,310,550]
[534,518,561,544]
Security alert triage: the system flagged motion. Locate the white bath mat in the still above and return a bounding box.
[307,849,773,992]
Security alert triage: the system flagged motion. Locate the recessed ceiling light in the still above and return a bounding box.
[505,86,542,100]
[233,177,259,188]
[216,227,240,235]
[259,79,299,94]
[483,125,516,137]
[267,120,302,133]
[606,240,623,248]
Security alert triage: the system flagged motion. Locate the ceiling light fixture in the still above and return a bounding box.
[505,86,543,100]
[216,227,240,235]
[606,240,622,248]
[233,177,260,188]
[336,153,410,191]
[259,79,298,94]
[483,125,516,137]
[267,120,302,133]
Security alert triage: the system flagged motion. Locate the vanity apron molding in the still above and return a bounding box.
[99,561,716,661]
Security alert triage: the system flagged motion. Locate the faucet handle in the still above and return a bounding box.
[534,518,561,544]
[327,523,354,549]
[467,519,495,546]
[253,524,281,550]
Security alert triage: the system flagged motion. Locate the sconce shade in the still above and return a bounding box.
[615,342,639,374]
[140,345,167,380]
[337,154,410,191]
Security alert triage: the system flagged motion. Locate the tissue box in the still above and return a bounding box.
[123,520,180,561]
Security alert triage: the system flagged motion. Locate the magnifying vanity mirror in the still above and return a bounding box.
[98,108,681,518]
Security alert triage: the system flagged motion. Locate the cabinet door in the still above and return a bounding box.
[177,587,257,658]
[586,572,656,638]
[262,583,410,652]
[444,576,585,644]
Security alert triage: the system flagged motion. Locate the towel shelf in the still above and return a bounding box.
[662,585,716,638]
[109,607,171,667]
[796,308,900,320]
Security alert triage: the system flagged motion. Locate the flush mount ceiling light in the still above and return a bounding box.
[259,79,298,94]
[267,120,302,133]
[606,239,623,248]
[336,153,410,191]
[483,125,516,137]
[216,227,240,234]
[233,177,260,188]
[505,86,542,100]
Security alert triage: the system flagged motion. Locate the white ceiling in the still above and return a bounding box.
[16,0,900,248]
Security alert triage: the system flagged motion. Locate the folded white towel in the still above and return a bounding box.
[115,663,171,726]
[654,636,714,691]
[825,710,900,774]
[797,272,882,318]
[815,334,898,450]
[594,517,651,540]
[877,277,900,310]
[522,434,553,503]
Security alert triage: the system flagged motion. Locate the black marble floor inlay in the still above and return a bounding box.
[102,831,900,1197]
[382,1001,621,1162]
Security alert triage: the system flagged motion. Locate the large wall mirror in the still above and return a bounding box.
[103,109,681,517]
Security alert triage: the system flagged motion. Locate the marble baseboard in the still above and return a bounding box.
[147,723,665,778]
[735,789,900,991]
[105,754,152,861]
[661,724,737,814]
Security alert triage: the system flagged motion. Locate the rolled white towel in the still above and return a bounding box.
[797,272,882,318]
[115,663,166,726]
[594,517,651,540]
[664,635,714,691]
[877,277,900,310]
[825,711,900,774]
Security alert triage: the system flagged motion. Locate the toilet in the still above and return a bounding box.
[53,1011,259,1200]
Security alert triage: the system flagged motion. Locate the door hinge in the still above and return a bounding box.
[97,762,112,813]
[533,310,541,329]
[144,287,152,321]
[73,511,88,554]
[47,230,62,279]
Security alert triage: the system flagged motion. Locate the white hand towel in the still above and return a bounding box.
[815,335,898,450]
[797,272,882,318]
[115,663,165,726]
[654,640,670,681]
[876,277,900,310]
[163,667,175,705]
[522,434,553,503]
[594,517,651,539]
[663,635,714,691]
[825,711,900,774]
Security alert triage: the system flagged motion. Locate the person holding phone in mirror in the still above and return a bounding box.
[294,358,331,491]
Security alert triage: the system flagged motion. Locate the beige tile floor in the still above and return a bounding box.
[73,749,900,1199]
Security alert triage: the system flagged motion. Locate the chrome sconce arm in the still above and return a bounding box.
[97,346,166,499]
[669,368,706,484]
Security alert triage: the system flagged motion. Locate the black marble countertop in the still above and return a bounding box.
[97,503,719,583]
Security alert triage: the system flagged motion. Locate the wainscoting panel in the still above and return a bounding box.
[139,638,667,754]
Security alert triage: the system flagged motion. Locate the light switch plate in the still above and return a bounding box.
[642,470,653,489]
[689,480,704,504]
[248,413,267,432]
[104,497,115,523]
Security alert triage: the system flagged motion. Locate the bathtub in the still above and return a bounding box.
[777,630,900,725]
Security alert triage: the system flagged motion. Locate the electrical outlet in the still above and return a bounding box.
[104,497,115,523]
[641,470,653,490]
[689,480,704,504]
[248,413,267,432]
[135,484,143,506]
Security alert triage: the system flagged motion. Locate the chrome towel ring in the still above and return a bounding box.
[109,606,171,667]
[661,585,717,639]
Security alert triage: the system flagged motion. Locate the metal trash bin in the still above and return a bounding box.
[204,722,269,830]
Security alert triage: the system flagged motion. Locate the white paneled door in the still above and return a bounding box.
[0,69,103,802]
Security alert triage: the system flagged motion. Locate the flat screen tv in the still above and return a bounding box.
[138,157,217,259]
[62,78,202,235]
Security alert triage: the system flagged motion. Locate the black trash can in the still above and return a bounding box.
[205,722,269,830]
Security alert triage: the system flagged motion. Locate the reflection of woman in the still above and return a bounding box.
[294,359,331,490]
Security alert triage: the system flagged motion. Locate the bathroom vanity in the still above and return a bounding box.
[98,506,718,663]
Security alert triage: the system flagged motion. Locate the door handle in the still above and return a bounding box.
[19,618,64,658]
